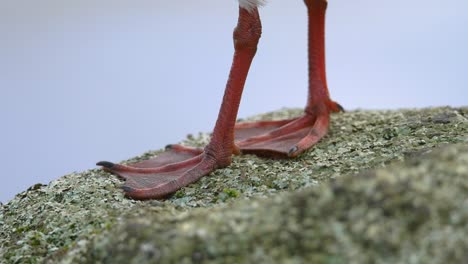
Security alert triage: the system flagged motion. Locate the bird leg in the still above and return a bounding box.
[235,0,342,158]
[97,6,261,199]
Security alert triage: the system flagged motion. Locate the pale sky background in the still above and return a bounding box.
[1,0,467,203]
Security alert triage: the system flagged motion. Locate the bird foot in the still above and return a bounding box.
[235,102,343,158]
[97,145,221,199]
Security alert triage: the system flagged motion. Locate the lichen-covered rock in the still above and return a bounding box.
[1,107,467,263]
[72,143,468,264]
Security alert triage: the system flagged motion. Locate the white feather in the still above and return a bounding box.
[238,0,266,11]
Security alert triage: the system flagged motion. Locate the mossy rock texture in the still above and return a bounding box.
[1,106,467,263]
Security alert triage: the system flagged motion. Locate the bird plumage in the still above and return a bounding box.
[238,0,266,11]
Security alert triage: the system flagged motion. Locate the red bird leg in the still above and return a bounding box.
[97,6,262,199]
[235,0,343,158]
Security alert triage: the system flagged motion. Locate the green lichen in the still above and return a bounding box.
[0,106,467,263]
[218,188,240,202]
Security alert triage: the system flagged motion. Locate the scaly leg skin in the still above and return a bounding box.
[97,7,262,199]
[235,0,343,158]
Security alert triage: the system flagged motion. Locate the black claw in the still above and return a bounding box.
[165,144,173,150]
[122,186,135,193]
[96,161,115,169]
[288,146,299,156]
[336,103,345,112]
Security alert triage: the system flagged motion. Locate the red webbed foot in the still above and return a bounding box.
[97,6,262,200]
[97,145,224,199]
[234,0,344,159]
[236,101,343,158]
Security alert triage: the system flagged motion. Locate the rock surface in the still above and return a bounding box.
[1,107,467,263]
